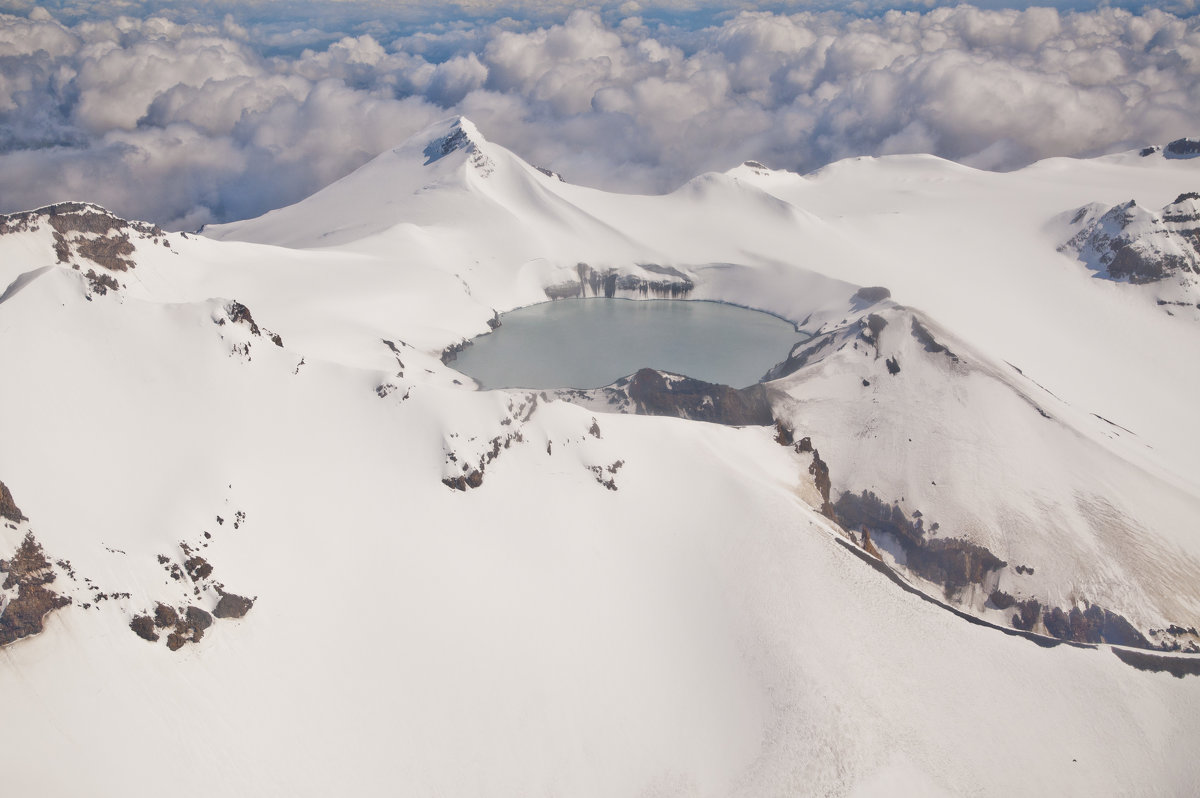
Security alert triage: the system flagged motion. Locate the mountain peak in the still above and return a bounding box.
[420,116,486,166]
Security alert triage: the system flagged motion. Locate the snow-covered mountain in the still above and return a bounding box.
[3,116,1200,796]
[1059,191,1200,305]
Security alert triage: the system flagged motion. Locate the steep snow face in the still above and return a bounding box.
[3,117,1200,795]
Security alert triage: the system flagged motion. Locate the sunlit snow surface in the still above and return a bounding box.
[2,117,1200,796]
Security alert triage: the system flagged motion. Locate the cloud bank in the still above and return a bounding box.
[1,4,1198,228]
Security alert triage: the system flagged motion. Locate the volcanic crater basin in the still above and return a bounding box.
[452,298,806,390]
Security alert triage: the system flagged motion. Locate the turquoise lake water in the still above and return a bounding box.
[454,298,804,390]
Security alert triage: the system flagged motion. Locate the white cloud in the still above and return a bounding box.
[0,4,1198,229]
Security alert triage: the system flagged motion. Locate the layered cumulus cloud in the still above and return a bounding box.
[1,3,1198,228]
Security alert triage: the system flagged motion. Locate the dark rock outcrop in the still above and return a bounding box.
[217,300,284,348]
[1060,195,1200,283]
[225,301,261,336]
[1012,598,1042,631]
[440,339,470,364]
[213,592,254,619]
[910,318,958,361]
[0,479,25,522]
[1031,603,1150,648]
[1165,138,1200,159]
[546,263,694,300]
[186,605,213,634]
[154,603,178,628]
[184,555,213,582]
[852,286,891,305]
[833,490,1006,598]
[130,615,159,642]
[800,439,834,517]
[557,367,773,426]
[0,202,165,276]
[906,538,1006,595]
[762,334,834,380]
[442,471,484,491]
[534,165,565,181]
[0,532,72,647]
[624,368,773,426]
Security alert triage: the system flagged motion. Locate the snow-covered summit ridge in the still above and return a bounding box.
[420,116,487,166]
[203,115,577,248]
[0,200,183,298]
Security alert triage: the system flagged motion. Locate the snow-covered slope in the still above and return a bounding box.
[3,117,1200,795]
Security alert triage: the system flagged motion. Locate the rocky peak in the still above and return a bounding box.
[421,117,493,175]
[1060,194,1200,285]
[0,202,174,295]
[1165,138,1200,159]
[1164,193,1200,224]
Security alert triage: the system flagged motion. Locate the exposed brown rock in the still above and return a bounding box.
[130,615,159,642]
[907,538,1007,598]
[153,603,178,628]
[1012,598,1042,632]
[834,490,1005,598]
[185,605,213,634]
[442,470,484,491]
[0,479,25,522]
[213,592,254,619]
[1,532,71,647]
[1,532,56,590]
[988,589,1016,610]
[807,448,834,517]
[1044,606,1071,639]
[76,234,135,272]
[184,556,213,582]
[84,269,121,295]
[225,301,261,336]
[625,368,773,426]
